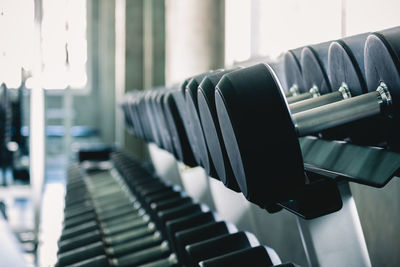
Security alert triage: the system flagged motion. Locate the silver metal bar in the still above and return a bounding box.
[293,91,381,136]
[287,92,314,104]
[290,91,345,114]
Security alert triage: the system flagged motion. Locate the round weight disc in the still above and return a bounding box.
[328,33,369,96]
[198,70,240,192]
[365,28,400,150]
[164,91,197,167]
[156,93,175,154]
[215,64,305,206]
[136,92,151,141]
[147,91,163,148]
[301,42,332,94]
[172,80,202,165]
[186,73,218,178]
[127,94,141,137]
[149,92,166,149]
[269,60,287,92]
[284,48,306,93]
[138,95,154,142]
[122,97,133,133]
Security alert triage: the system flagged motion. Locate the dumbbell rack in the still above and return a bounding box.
[56,151,294,267]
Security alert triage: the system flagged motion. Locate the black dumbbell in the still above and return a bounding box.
[198,245,282,267]
[174,221,237,265]
[196,69,245,192]
[163,90,197,166]
[185,72,223,177]
[172,75,214,166]
[283,47,305,98]
[185,231,260,267]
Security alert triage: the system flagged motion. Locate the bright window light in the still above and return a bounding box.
[225,0,251,66]
[41,0,87,89]
[0,0,35,88]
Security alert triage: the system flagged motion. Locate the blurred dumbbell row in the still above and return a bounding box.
[56,151,297,267]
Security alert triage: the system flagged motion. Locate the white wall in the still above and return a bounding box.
[225,0,400,63]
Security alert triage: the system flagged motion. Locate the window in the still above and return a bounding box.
[41,0,87,89]
[0,0,35,88]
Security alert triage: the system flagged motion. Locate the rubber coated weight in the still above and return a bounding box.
[185,72,222,178]
[174,221,236,265]
[365,26,400,150]
[215,64,305,206]
[199,246,281,267]
[284,47,306,93]
[328,33,369,96]
[301,41,333,94]
[163,91,197,166]
[157,93,176,155]
[172,78,203,165]
[185,232,259,267]
[197,69,241,191]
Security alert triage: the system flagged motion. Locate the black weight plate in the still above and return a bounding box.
[156,92,175,154]
[131,93,146,140]
[186,72,219,178]
[185,232,256,266]
[143,91,160,145]
[215,64,305,206]
[149,91,166,149]
[122,98,134,134]
[152,91,169,150]
[138,94,155,142]
[164,91,197,167]
[301,41,333,94]
[365,27,400,150]
[172,78,202,165]
[198,69,241,191]
[200,246,276,267]
[328,33,369,96]
[284,48,306,93]
[269,59,287,92]
[158,93,177,155]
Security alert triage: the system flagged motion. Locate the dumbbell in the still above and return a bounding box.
[166,211,218,261]
[154,91,177,155]
[163,90,197,166]
[197,69,244,192]
[146,90,171,151]
[185,231,260,267]
[172,74,216,166]
[185,71,225,176]
[214,28,400,207]
[198,245,282,267]
[129,91,149,141]
[174,221,237,265]
[283,47,304,98]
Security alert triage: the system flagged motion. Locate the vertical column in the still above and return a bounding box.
[97,0,116,144]
[120,0,148,159]
[165,0,225,85]
[143,0,165,90]
[31,0,45,243]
